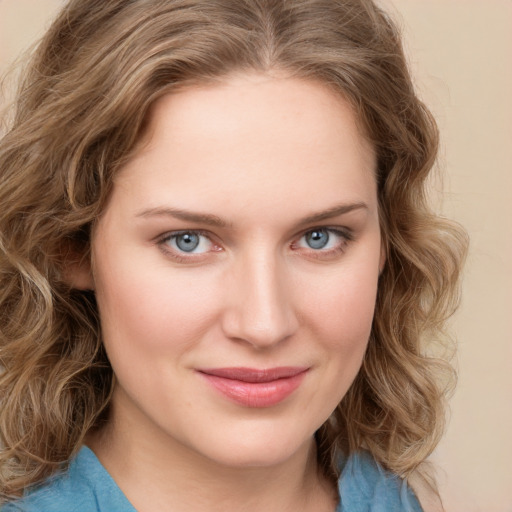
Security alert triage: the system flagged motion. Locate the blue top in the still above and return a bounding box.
[2,447,423,511]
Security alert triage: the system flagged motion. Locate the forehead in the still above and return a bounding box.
[109,73,377,225]
[140,72,373,162]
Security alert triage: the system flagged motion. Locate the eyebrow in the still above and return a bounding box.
[136,206,231,228]
[135,202,368,228]
[298,202,368,225]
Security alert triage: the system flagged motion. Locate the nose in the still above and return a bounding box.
[221,250,299,349]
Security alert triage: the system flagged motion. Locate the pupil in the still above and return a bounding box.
[307,230,329,249]
[176,233,199,252]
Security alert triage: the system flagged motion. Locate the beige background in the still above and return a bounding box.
[1,1,511,511]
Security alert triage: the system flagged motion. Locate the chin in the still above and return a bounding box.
[190,424,316,470]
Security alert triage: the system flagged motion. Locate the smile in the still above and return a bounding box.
[197,367,309,408]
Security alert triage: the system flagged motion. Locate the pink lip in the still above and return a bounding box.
[197,367,309,408]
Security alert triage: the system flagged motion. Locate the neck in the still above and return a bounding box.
[87,391,337,512]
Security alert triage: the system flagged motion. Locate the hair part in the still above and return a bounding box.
[0,0,468,500]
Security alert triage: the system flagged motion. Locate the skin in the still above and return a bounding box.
[81,72,385,512]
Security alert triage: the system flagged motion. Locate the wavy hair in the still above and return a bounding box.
[0,0,467,500]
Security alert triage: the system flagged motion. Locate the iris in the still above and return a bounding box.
[175,232,200,252]
[305,229,330,250]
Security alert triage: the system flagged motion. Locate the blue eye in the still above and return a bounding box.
[164,231,213,254]
[175,232,200,252]
[305,229,330,249]
[295,227,351,254]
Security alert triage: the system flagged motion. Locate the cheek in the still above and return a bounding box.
[94,253,221,358]
[303,265,379,345]
[286,263,379,427]
[298,259,379,398]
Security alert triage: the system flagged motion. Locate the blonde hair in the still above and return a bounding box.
[0,0,467,499]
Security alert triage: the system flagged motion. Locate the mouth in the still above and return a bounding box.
[197,367,309,408]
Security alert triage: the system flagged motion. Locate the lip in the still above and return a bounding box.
[197,367,309,408]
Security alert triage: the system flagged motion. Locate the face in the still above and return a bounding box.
[88,73,384,469]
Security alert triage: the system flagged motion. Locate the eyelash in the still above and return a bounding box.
[291,227,353,260]
[156,230,220,263]
[156,226,354,263]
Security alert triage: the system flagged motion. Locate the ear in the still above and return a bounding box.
[60,244,95,290]
[64,259,95,290]
[378,241,387,275]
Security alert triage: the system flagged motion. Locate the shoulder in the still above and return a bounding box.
[337,451,424,512]
[1,447,135,512]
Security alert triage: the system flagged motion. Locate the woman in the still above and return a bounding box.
[0,0,467,510]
